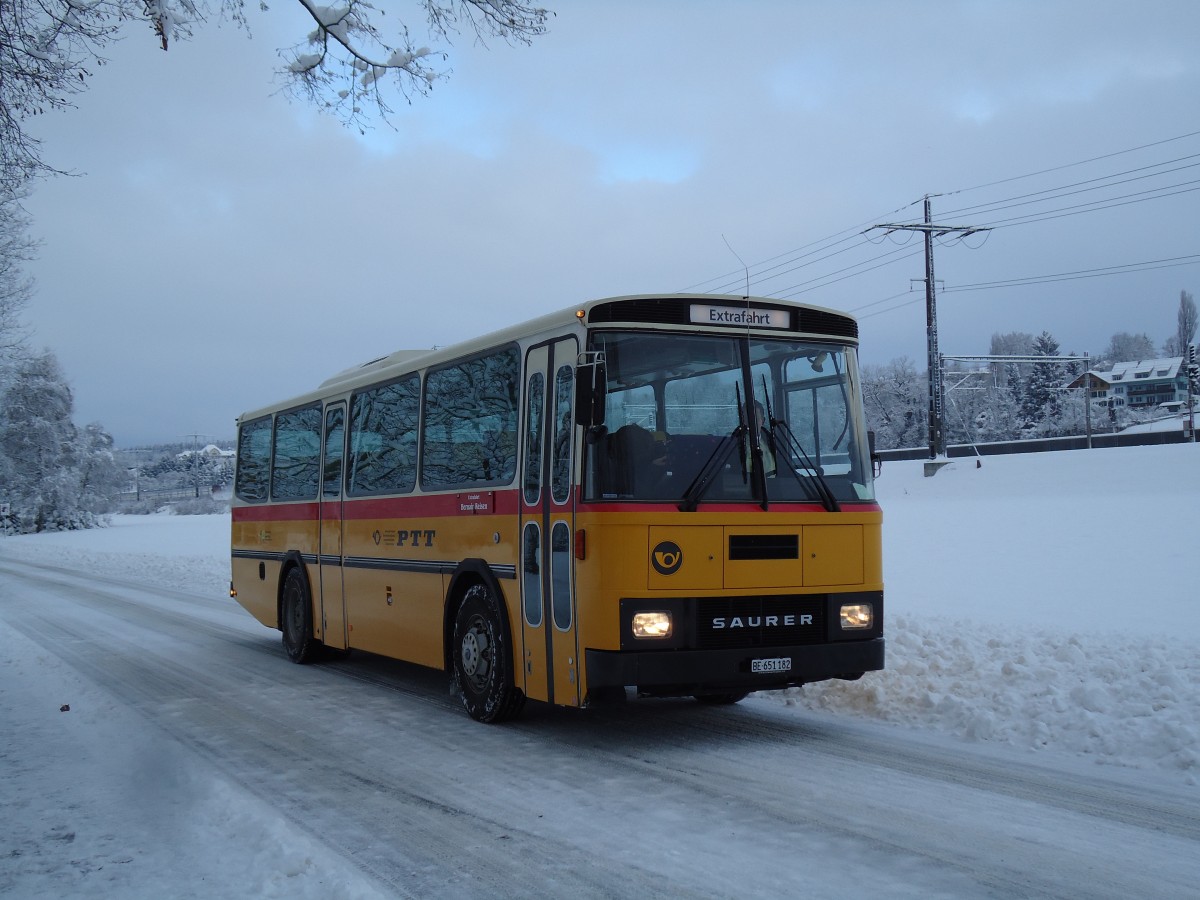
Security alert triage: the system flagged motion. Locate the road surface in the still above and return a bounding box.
[2,557,1196,898]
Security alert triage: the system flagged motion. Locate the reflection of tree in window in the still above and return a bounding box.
[323,408,344,497]
[522,523,542,626]
[271,405,321,500]
[235,417,272,501]
[551,521,571,629]
[422,347,519,489]
[523,373,544,504]
[551,365,573,503]
[348,376,420,495]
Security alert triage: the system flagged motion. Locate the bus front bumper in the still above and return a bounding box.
[584,638,884,697]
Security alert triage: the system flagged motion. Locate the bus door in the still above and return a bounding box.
[319,402,348,650]
[519,338,580,706]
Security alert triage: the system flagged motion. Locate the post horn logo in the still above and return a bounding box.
[652,540,683,576]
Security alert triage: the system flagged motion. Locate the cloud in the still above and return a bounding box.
[18,1,1200,444]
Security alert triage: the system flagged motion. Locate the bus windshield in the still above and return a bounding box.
[583,331,875,504]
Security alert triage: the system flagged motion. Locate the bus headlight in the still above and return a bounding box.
[632,611,673,639]
[840,603,873,630]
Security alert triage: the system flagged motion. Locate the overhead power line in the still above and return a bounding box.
[943,253,1200,293]
[978,181,1200,229]
[944,128,1200,197]
[851,252,1200,324]
[683,127,1200,299]
[938,155,1200,220]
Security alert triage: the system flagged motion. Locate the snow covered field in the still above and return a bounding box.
[2,442,1198,897]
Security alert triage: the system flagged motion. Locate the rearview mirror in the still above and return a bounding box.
[574,354,607,429]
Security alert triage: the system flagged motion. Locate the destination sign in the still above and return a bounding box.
[457,491,495,515]
[689,304,790,329]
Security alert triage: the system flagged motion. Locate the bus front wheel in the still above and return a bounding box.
[452,584,524,723]
[281,567,318,664]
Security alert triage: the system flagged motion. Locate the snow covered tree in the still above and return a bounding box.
[0,350,95,532]
[970,383,1024,442]
[75,422,129,514]
[988,331,1034,419]
[1022,331,1062,429]
[861,357,926,450]
[1,0,552,190]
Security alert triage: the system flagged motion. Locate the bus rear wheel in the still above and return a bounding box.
[452,584,524,723]
[281,567,318,664]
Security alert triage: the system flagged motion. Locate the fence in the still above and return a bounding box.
[877,428,1188,463]
[116,485,212,502]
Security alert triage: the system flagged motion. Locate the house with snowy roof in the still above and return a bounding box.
[176,444,236,460]
[1066,357,1188,409]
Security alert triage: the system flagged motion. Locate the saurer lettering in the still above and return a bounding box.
[712,614,812,629]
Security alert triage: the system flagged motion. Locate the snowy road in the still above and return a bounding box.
[3,553,1196,899]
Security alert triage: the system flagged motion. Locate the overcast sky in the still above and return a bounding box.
[20,0,1200,446]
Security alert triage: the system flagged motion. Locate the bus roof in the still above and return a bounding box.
[235,293,859,424]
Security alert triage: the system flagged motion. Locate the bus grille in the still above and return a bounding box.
[695,596,826,650]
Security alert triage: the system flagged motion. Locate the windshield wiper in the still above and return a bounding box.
[678,424,747,512]
[769,420,840,512]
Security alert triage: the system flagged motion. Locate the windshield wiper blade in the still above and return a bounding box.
[770,421,840,512]
[678,425,746,512]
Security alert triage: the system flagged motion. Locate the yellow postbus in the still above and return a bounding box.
[230,294,883,722]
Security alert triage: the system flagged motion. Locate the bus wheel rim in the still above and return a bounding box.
[460,617,491,689]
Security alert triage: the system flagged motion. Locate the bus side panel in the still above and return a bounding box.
[340,515,443,669]
[230,505,323,634]
[342,565,445,668]
[572,516,649,656]
[230,555,278,628]
[337,509,518,670]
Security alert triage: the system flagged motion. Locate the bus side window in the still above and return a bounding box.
[271,404,322,501]
[348,376,419,496]
[422,346,520,490]
[235,416,272,502]
[323,407,345,497]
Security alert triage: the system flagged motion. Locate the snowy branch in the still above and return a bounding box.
[0,0,553,189]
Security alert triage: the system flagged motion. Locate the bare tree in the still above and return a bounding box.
[1099,331,1157,366]
[1174,290,1197,356]
[0,0,553,190]
[0,191,34,366]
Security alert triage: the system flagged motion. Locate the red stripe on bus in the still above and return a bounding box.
[574,500,881,514]
[232,491,520,522]
[232,494,880,521]
[231,503,320,522]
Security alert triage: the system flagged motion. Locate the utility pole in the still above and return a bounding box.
[182,432,208,498]
[1187,343,1198,443]
[869,196,990,461]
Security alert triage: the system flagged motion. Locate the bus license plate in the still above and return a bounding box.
[751,657,792,674]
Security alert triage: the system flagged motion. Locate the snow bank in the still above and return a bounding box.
[777,443,1200,782]
[782,614,1199,778]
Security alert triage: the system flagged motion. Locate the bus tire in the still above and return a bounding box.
[452,583,524,723]
[694,692,748,705]
[281,567,318,664]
